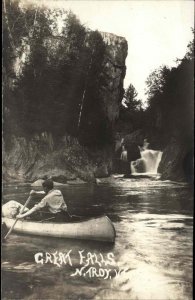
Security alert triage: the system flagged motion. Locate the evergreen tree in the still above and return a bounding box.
[123,84,142,111]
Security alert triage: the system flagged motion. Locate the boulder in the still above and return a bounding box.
[94,165,110,178]
[123,129,145,162]
[158,139,193,183]
[131,158,145,173]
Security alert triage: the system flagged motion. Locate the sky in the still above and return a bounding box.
[24,0,194,103]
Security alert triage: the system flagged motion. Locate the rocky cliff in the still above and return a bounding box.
[158,138,193,183]
[44,31,128,124]
[3,133,114,183]
[100,32,127,124]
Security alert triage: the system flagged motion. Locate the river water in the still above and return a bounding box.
[2,177,193,300]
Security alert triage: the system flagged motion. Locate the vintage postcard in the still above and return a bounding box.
[2,1,194,299]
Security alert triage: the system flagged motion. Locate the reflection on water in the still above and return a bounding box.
[2,177,193,300]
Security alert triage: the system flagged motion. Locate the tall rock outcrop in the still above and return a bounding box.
[44,31,128,124]
[100,32,127,124]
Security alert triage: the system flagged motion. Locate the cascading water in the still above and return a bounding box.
[131,150,162,174]
[131,139,163,175]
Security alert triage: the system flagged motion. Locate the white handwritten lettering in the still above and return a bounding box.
[34,252,44,264]
[34,250,124,279]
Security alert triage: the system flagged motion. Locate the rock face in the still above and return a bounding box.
[94,165,110,178]
[45,32,128,125]
[158,138,193,183]
[131,159,145,173]
[123,129,144,162]
[100,32,128,124]
[3,133,114,183]
[3,134,93,182]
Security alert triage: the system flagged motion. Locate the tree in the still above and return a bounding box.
[3,3,110,147]
[145,34,194,142]
[116,83,145,135]
[123,84,142,111]
[184,28,194,60]
[145,65,170,105]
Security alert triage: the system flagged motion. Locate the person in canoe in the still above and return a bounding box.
[15,179,70,222]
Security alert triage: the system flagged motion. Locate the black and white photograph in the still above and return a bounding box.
[2,0,194,299]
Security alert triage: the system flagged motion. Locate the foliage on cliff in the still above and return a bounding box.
[145,33,194,146]
[3,1,110,147]
[145,33,194,182]
[117,32,193,148]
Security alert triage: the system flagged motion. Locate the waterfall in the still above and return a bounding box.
[131,148,163,175]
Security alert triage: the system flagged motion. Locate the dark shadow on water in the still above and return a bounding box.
[123,174,153,179]
[2,232,115,255]
[2,267,59,300]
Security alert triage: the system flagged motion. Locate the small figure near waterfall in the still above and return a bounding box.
[120,145,128,161]
[119,142,130,174]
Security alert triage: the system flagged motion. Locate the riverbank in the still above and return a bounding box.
[3,132,193,185]
[3,134,113,184]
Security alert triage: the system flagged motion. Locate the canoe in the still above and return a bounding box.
[2,215,116,243]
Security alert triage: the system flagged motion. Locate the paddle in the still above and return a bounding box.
[4,194,32,240]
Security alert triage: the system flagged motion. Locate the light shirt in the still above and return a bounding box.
[34,189,67,214]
